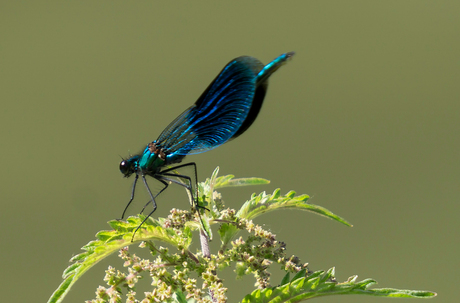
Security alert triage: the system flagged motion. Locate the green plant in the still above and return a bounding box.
[48,167,436,303]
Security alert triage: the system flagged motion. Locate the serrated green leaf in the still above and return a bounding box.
[239,268,436,303]
[369,288,437,298]
[215,177,270,189]
[237,189,351,227]
[218,221,239,246]
[204,167,269,189]
[291,268,307,281]
[47,216,193,303]
[280,272,290,286]
[172,290,188,303]
[219,189,352,247]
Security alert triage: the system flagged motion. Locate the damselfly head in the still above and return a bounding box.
[119,157,137,177]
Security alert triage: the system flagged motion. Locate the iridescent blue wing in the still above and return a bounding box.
[156,56,261,155]
[231,52,295,140]
[156,52,294,155]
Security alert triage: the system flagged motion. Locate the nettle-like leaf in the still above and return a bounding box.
[47,216,192,303]
[240,268,436,302]
[199,167,270,212]
[199,166,270,190]
[238,189,351,225]
[48,168,436,302]
[214,174,270,189]
[219,189,352,248]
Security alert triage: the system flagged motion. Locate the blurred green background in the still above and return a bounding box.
[1,1,457,302]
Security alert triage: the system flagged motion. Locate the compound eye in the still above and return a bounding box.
[119,160,133,176]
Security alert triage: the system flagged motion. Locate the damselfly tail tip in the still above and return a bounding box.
[286,51,295,58]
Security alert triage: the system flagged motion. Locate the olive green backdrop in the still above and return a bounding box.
[1,1,457,302]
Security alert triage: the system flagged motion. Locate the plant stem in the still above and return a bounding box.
[200,229,210,258]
